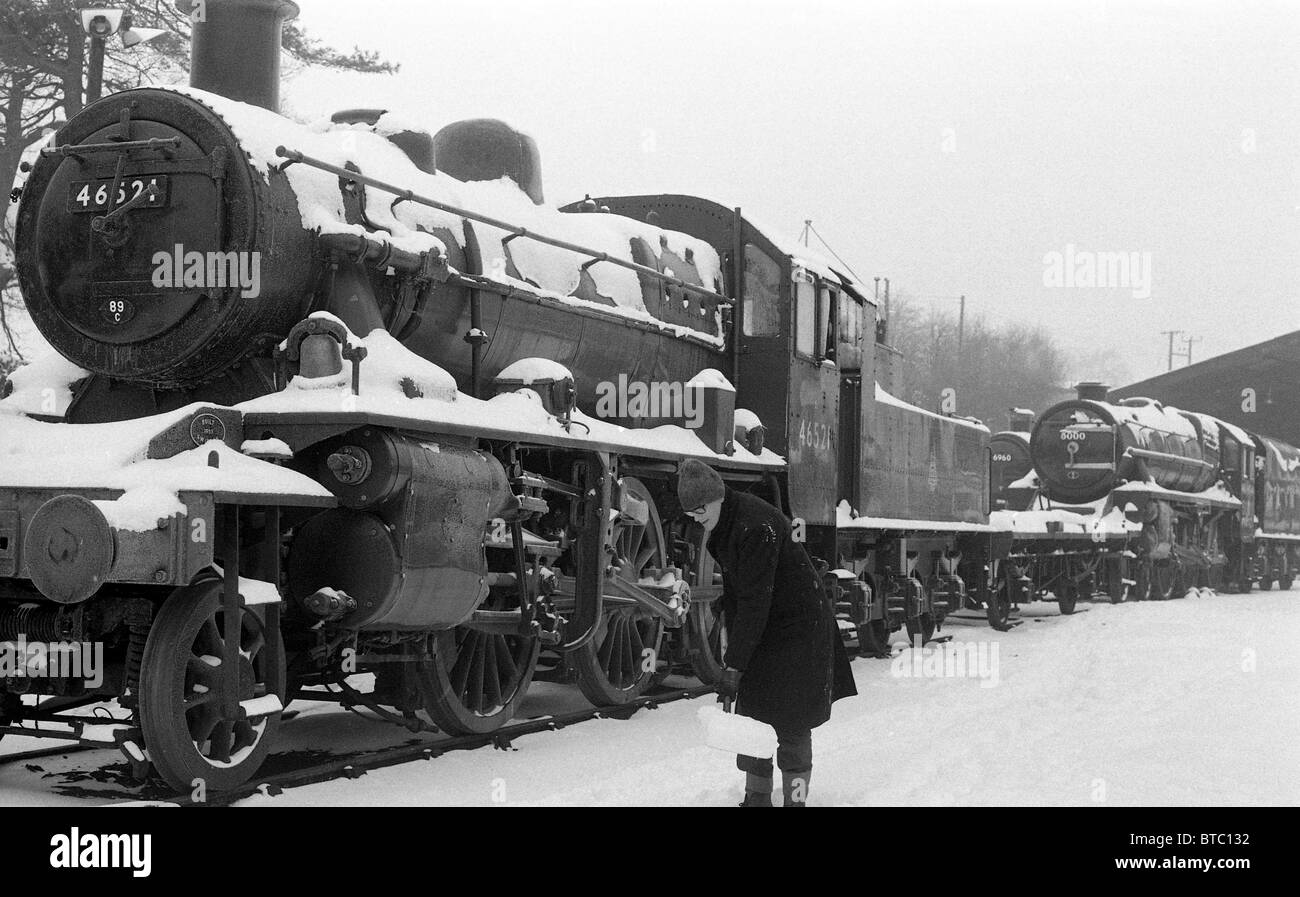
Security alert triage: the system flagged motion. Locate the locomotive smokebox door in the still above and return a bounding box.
[14,87,315,388]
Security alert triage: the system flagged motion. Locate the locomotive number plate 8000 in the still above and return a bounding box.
[67,175,170,213]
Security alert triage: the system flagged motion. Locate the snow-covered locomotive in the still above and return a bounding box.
[983,381,1300,627]
[0,0,991,791]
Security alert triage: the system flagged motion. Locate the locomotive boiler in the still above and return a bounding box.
[14,45,728,422]
[1030,383,1220,505]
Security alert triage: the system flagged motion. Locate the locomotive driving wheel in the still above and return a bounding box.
[572,477,667,706]
[416,624,540,735]
[138,578,284,793]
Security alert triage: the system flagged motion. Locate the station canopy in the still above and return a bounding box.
[1110,330,1300,448]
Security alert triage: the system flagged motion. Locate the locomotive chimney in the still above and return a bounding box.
[1074,381,1109,401]
[176,0,299,112]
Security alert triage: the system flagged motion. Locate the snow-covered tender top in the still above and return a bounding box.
[874,382,990,433]
[173,87,726,346]
[496,357,574,385]
[835,499,993,533]
[685,368,735,392]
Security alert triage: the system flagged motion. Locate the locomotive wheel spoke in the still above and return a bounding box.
[483,636,503,711]
[495,637,518,683]
[609,617,627,686]
[466,634,486,712]
[207,720,234,764]
[197,619,222,655]
[188,702,221,745]
[186,655,220,684]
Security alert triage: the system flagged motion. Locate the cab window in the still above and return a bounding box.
[837,290,863,368]
[819,283,837,361]
[795,277,816,357]
[742,244,781,337]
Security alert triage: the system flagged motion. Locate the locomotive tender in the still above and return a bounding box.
[0,0,992,791]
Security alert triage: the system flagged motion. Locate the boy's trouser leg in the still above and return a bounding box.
[776,728,813,806]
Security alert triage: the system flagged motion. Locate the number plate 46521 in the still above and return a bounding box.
[68,175,169,213]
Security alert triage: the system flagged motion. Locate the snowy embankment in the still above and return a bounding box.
[2,590,1296,806]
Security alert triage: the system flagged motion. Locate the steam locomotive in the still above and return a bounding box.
[985,381,1300,626]
[0,0,992,791]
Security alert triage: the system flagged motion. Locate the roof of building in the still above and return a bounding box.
[1110,330,1300,447]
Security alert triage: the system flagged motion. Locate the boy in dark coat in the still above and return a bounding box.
[679,458,856,806]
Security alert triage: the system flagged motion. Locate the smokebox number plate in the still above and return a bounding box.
[68,175,170,213]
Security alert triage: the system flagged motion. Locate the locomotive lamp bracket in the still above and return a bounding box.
[277,316,367,394]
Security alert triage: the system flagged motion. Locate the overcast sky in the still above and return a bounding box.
[280,0,1299,385]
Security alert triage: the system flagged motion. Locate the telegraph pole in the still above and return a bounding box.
[1183,335,1201,366]
[1159,329,1183,371]
[957,294,966,372]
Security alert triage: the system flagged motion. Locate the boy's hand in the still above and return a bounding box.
[717,667,742,702]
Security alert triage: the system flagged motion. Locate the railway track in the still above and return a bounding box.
[2,620,1057,805]
[2,684,717,806]
[177,683,717,807]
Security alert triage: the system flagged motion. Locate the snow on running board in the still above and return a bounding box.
[698,705,777,758]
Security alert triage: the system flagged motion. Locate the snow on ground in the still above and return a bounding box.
[2,589,1296,806]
